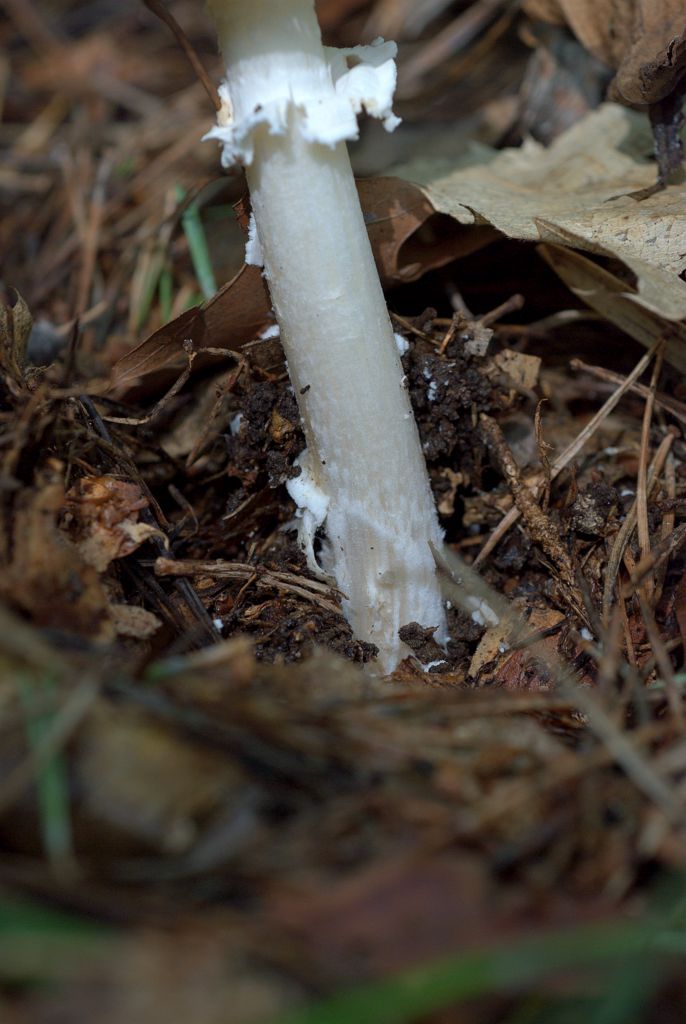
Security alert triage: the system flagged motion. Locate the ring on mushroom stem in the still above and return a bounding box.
[205,0,447,672]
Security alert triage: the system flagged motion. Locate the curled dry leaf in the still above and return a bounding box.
[109,264,269,394]
[523,0,686,105]
[538,241,686,373]
[0,289,31,388]
[524,0,686,185]
[395,103,686,344]
[470,608,567,689]
[359,177,497,284]
[65,475,163,573]
[1,471,114,640]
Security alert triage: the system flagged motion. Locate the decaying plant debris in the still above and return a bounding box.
[2,2,686,1022]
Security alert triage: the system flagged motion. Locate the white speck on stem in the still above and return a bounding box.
[229,412,243,435]
[286,449,330,576]
[245,212,264,266]
[467,597,499,628]
[394,332,409,356]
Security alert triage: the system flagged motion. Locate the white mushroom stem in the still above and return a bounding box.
[206,0,446,671]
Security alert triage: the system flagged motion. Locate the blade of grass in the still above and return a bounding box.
[158,263,173,323]
[584,961,664,1024]
[17,674,73,871]
[275,917,676,1024]
[175,184,217,300]
[0,896,110,984]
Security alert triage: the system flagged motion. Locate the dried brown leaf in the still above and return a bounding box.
[65,475,157,573]
[359,177,496,285]
[0,289,31,385]
[1,473,114,640]
[109,603,163,639]
[524,0,686,105]
[538,242,686,373]
[394,104,686,327]
[109,265,270,394]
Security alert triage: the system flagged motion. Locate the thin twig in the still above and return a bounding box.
[475,340,662,567]
[655,452,676,606]
[636,592,683,726]
[622,522,686,599]
[534,398,552,511]
[389,310,435,344]
[186,357,247,468]
[103,342,198,426]
[74,153,112,328]
[479,412,586,622]
[78,396,220,643]
[570,357,686,427]
[142,0,221,112]
[433,542,686,825]
[155,556,343,616]
[636,345,664,599]
[602,431,676,623]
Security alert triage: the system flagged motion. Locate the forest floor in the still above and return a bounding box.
[1,2,686,1022]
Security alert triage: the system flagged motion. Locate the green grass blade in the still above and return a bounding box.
[158,264,173,323]
[275,918,668,1024]
[0,897,110,984]
[18,675,73,869]
[176,185,217,300]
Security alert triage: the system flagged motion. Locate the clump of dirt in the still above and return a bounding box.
[562,479,620,536]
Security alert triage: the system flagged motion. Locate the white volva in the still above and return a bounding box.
[206,0,446,670]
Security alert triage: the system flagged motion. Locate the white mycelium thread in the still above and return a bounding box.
[206,0,446,670]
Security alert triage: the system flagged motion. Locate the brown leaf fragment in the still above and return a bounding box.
[395,104,686,325]
[358,177,496,286]
[523,0,686,183]
[0,289,32,387]
[65,475,158,573]
[109,603,163,639]
[1,468,113,640]
[109,264,270,394]
[469,605,570,689]
[524,0,686,105]
[492,349,542,392]
[538,243,686,373]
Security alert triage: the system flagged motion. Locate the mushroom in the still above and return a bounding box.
[205,0,447,671]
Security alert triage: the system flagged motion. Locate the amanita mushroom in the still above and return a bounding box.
[205,0,447,671]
